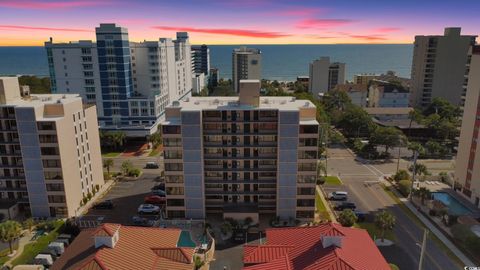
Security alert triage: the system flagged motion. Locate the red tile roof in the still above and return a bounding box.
[243,223,390,270]
[52,223,195,270]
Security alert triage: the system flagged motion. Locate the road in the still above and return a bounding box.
[326,145,462,270]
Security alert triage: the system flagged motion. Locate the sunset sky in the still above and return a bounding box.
[0,0,479,46]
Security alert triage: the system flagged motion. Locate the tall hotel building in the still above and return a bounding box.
[232,47,262,93]
[45,24,192,137]
[0,77,104,217]
[161,80,319,221]
[410,27,476,107]
[455,45,480,208]
[309,57,346,97]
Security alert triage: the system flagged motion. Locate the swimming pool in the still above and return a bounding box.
[431,192,472,215]
[177,230,196,248]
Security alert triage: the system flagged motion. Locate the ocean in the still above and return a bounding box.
[0,44,413,81]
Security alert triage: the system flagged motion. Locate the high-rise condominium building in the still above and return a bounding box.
[309,57,346,97]
[191,45,210,75]
[410,27,476,107]
[45,24,192,137]
[454,45,480,208]
[232,47,261,92]
[0,77,104,217]
[161,80,319,222]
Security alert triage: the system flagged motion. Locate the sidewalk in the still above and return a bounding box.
[4,230,33,267]
[398,195,474,266]
[316,185,337,223]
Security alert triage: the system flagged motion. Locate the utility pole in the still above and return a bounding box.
[410,150,418,201]
[418,229,428,270]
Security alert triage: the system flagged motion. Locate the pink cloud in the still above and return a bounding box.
[0,0,112,10]
[349,35,387,41]
[213,0,273,8]
[152,26,290,38]
[267,7,325,17]
[296,19,353,29]
[373,27,402,33]
[0,25,92,32]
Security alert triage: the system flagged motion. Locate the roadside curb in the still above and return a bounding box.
[316,185,338,223]
[384,182,475,267]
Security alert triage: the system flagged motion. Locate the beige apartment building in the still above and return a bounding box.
[161,80,319,222]
[410,27,476,107]
[455,46,480,208]
[0,77,104,217]
[232,47,262,93]
[309,57,345,97]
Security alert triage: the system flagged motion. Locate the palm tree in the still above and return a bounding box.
[0,220,23,253]
[148,132,162,149]
[375,210,396,242]
[415,187,431,205]
[409,163,429,179]
[103,159,114,175]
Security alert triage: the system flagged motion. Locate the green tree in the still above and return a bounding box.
[398,180,412,197]
[423,97,461,121]
[338,209,357,227]
[337,106,373,137]
[438,172,450,184]
[194,255,205,270]
[322,89,352,112]
[0,220,23,253]
[425,141,443,157]
[393,169,410,181]
[375,210,396,242]
[103,159,114,175]
[23,218,35,231]
[408,142,425,157]
[409,163,429,178]
[414,187,431,205]
[121,160,133,175]
[18,75,51,94]
[148,132,162,148]
[369,126,405,155]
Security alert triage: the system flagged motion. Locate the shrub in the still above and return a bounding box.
[95,185,100,192]
[398,180,412,197]
[103,171,111,180]
[87,192,92,200]
[82,197,88,205]
[451,224,473,243]
[394,170,410,181]
[128,168,141,177]
[338,209,357,227]
[317,176,326,185]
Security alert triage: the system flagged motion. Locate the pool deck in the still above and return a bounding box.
[418,181,480,218]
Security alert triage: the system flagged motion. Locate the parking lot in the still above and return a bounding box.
[81,166,163,225]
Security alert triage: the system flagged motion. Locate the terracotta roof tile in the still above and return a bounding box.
[52,224,195,270]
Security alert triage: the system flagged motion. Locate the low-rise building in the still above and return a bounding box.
[161,80,319,221]
[243,223,390,270]
[0,77,104,218]
[368,80,410,107]
[52,223,197,270]
[334,83,368,107]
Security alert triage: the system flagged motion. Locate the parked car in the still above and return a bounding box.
[232,229,246,243]
[354,210,367,222]
[152,189,166,197]
[328,191,348,201]
[34,254,53,267]
[145,162,159,169]
[151,183,165,191]
[93,200,114,209]
[138,204,160,215]
[132,216,155,227]
[335,202,357,211]
[144,195,166,205]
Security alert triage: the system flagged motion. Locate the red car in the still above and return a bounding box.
[144,195,166,205]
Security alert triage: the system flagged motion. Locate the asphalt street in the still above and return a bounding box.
[326,145,462,270]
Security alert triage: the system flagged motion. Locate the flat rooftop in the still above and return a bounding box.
[1,94,81,108]
[170,96,316,111]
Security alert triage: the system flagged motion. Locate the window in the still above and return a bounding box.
[46,183,64,191]
[297,187,315,195]
[163,138,181,146]
[165,163,183,171]
[166,187,184,195]
[48,195,66,203]
[41,147,59,155]
[296,211,314,218]
[44,171,62,180]
[43,159,61,168]
[167,199,184,207]
[297,199,315,207]
[300,125,318,134]
[164,150,182,159]
[165,175,184,183]
[162,126,181,134]
[37,122,56,130]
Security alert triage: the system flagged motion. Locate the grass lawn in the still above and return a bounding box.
[354,222,395,241]
[11,220,64,266]
[324,176,342,186]
[315,189,331,221]
[102,151,121,158]
[149,149,160,157]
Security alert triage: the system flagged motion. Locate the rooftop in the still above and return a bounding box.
[334,83,368,93]
[168,96,316,111]
[52,223,195,270]
[243,223,390,270]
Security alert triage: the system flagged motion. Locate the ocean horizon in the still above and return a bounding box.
[0,44,413,81]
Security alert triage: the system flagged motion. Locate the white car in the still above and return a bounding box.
[328,191,348,201]
[137,204,160,215]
